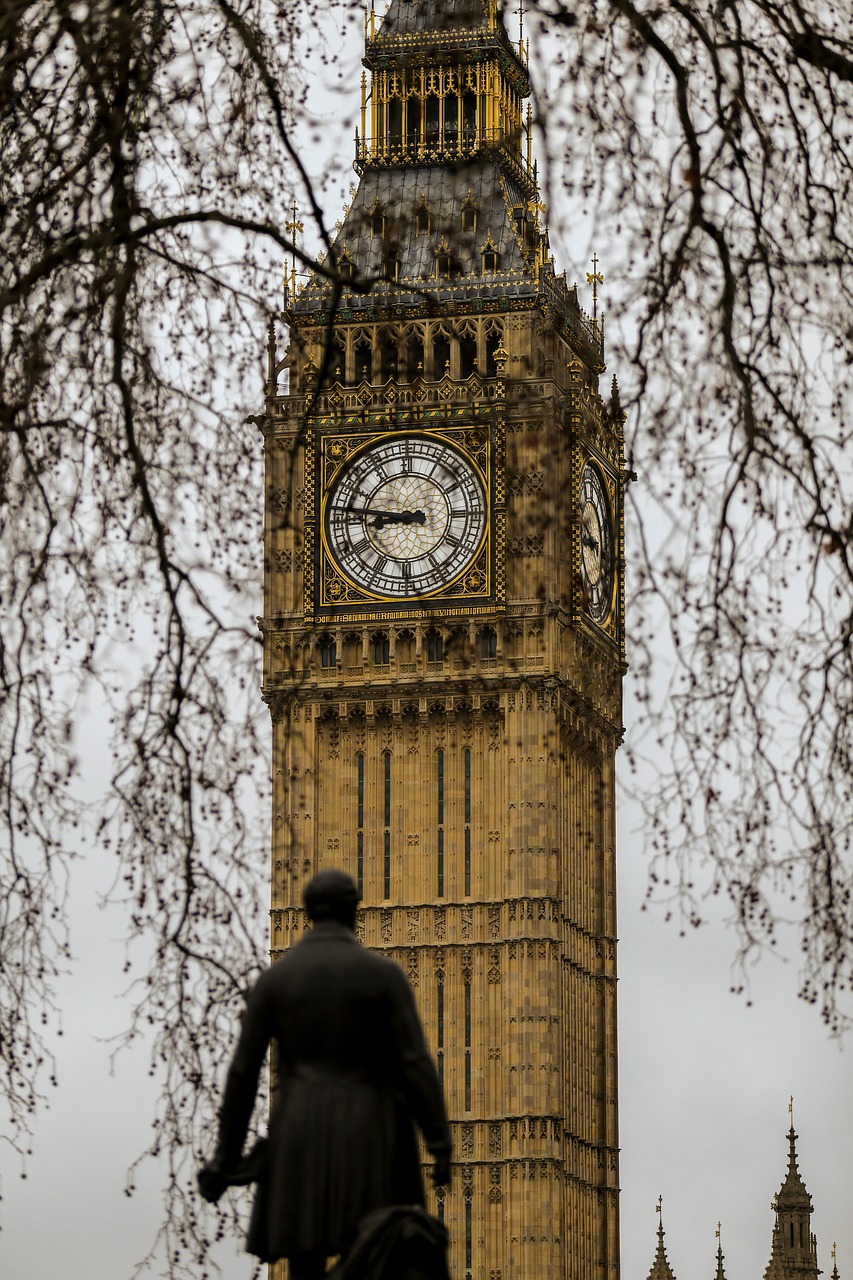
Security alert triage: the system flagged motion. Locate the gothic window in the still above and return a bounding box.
[388,96,403,145]
[459,332,478,378]
[416,204,430,235]
[485,329,503,377]
[435,252,452,279]
[425,629,444,663]
[356,754,365,896]
[437,747,445,898]
[461,201,477,233]
[464,747,472,896]
[318,634,337,668]
[464,979,472,1108]
[462,91,479,146]
[383,751,392,898]
[444,94,459,146]
[396,629,415,663]
[326,339,346,383]
[336,251,354,281]
[406,335,424,380]
[408,99,422,150]
[372,632,390,664]
[380,336,399,381]
[370,206,385,238]
[382,254,399,283]
[343,632,361,668]
[354,335,373,382]
[436,977,444,1081]
[432,332,451,377]
[482,245,500,273]
[425,96,440,147]
[479,626,497,659]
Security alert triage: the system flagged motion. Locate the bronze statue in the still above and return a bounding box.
[198,869,452,1279]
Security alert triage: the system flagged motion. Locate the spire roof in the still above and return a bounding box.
[647,1203,678,1280]
[774,1125,813,1213]
[715,1225,728,1280]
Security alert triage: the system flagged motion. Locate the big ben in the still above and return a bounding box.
[260,2,626,1278]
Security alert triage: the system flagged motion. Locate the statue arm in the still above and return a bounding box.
[212,977,274,1172]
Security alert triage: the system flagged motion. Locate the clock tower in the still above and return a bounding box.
[260,2,626,1279]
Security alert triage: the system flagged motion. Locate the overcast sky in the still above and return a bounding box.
[1,6,849,1279]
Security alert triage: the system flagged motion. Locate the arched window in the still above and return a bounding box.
[372,632,390,664]
[416,204,430,235]
[461,202,477,233]
[459,332,478,378]
[406,335,424,380]
[396,629,415,664]
[380,336,399,381]
[486,330,503,377]
[479,626,497,660]
[388,97,403,145]
[462,91,479,146]
[408,100,422,151]
[355,336,373,383]
[432,333,451,377]
[425,629,444,663]
[343,633,362,669]
[370,207,385,238]
[425,96,440,147]
[318,635,337,668]
[326,340,346,383]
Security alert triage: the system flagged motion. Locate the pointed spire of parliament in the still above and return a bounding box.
[714,1223,728,1280]
[647,1198,679,1280]
[764,1101,820,1280]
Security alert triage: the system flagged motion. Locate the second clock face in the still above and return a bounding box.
[325,435,487,598]
[580,463,614,623]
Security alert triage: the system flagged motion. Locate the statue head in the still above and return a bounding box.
[303,868,360,929]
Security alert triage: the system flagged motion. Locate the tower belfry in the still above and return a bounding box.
[260,1,626,1277]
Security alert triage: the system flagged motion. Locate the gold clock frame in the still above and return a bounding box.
[306,424,503,619]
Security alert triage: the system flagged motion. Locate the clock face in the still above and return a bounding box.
[325,435,487,598]
[580,463,613,623]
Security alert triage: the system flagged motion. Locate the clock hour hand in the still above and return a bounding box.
[582,532,599,554]
[361,509,427,530]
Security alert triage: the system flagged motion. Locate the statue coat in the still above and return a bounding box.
[212,920,451,1262]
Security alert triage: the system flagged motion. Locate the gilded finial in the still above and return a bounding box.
[716,1223,721,1241]
[789,1094,794,1123]
[656,1195,663,1227]
[587,252,604,322]
[285,199,304,304]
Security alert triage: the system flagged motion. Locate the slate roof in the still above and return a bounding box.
[377,0,490,38]
[294,160,539,314]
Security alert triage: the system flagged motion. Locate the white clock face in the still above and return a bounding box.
[580,463,613,623]
[325,435,487,598]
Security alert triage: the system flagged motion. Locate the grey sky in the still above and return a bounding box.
[1,5,849,1278]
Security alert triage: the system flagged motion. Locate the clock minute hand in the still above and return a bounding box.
[582,532,599,554]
